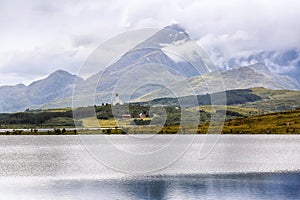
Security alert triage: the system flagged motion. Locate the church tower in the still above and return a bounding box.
[112,93,123,105]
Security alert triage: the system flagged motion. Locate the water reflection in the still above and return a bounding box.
[2,173,299,200]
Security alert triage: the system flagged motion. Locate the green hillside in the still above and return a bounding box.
[135,88,262,107]
[143,87,300,117]
[221,109,300,134]
[241,87,300,112]
[0,87,300,134]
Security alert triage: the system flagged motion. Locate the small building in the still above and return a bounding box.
[112,93,124,106]
[122,114,131,119]
[139,113,146,118]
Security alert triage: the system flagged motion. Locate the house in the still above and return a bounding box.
[139,113,146,118]
[122,114,131,119]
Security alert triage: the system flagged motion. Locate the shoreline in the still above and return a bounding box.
[1,130,300,135]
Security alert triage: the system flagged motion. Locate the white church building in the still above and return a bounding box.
[112,93,123,105]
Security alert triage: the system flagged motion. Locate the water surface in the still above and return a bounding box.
[0,135,299,199]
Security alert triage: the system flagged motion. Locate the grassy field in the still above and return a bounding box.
[80,117,133,128]
[2,108,300,134]
[241,87,300,112]
[104,108,300,134]
[45,108,73,112]
[221,109,300,134]
[56,108,300,134]
[190,105,263,116]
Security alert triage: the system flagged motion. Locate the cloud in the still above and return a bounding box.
[0,47,86,85]
[71,34,100,48]
[0,0,299,85]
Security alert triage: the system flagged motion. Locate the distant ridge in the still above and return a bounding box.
[135,63,300,102]
[0,70,83,112]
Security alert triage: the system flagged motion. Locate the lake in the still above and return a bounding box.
[0,135,299,199]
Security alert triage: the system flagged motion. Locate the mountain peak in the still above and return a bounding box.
[164,24,186,33]
[133,23,190,51]
[49,69,73,77]
[244,63,271,73]
[28,69,83,89]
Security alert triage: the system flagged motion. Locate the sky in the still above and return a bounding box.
[0,0,299,85]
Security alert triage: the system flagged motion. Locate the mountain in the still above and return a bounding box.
[0,70,83,113]
[223,49,300,83]
[213,63,299,91]
[1,25,300,112]
[78,25,300,104]
[135,63,300,102]
[78,24,205,102]
[62,24,210,108]
[2,24,205,112]
[27,70,83,104]
[0,84,31,113]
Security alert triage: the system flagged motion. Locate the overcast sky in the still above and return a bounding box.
[0,0,299,85]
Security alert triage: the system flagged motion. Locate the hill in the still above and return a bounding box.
[221,109,300,134]
[136,63,300,102]
[135,87,300,112]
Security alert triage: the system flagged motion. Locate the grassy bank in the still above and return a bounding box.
[221,109,300,134]
[1,109,300,135]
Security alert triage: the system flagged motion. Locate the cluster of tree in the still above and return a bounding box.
[216,109,244,117]
[1,128,78,135]
[222,89,262,105]
[136,89,262,107]
[0,111,73,125]
[99,104,213,126]
[95,104,151,119]
[131,119,151,125]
